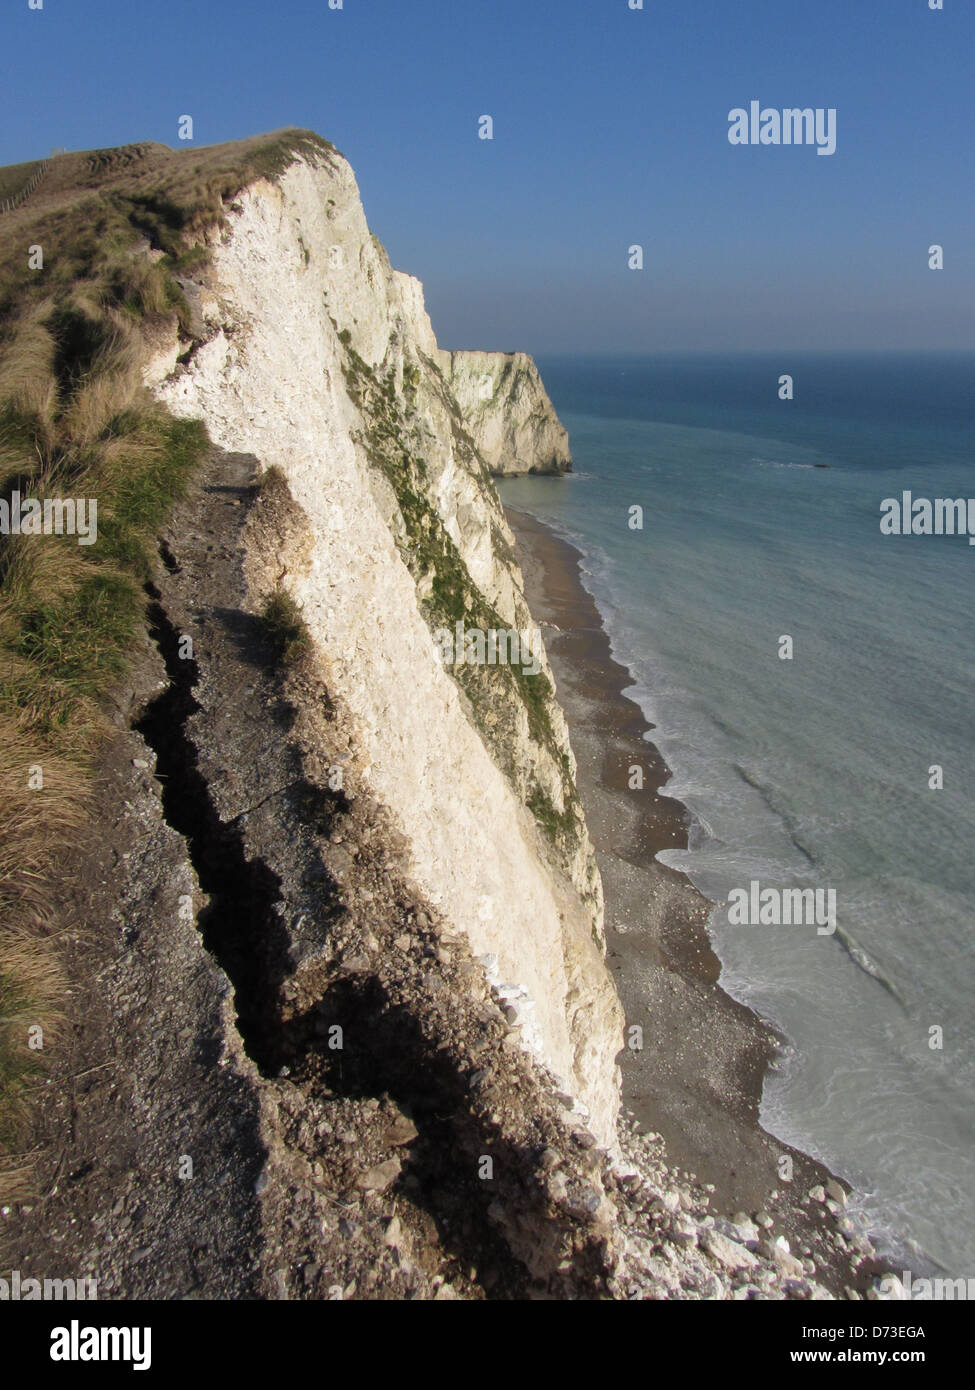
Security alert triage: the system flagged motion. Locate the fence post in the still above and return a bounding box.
[0,154,51,214]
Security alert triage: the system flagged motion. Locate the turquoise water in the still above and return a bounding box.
[499,354,975,1278]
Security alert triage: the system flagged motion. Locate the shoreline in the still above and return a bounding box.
[505,503,894,1296]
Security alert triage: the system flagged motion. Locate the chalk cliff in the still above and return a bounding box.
[439,349,572,475]
[1,131,879,1301]
[148,139,620,1143]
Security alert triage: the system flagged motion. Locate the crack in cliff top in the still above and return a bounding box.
[134,582,293,1076]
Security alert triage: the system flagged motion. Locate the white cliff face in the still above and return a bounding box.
[439,349,572,475]
[152,147,621,1144]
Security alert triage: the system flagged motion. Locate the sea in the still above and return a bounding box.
[497,352,975,1280]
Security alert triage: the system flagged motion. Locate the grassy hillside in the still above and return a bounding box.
[0,160,46,204]
[0,129,336,1193]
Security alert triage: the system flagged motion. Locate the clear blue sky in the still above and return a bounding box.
[2,0,972,353]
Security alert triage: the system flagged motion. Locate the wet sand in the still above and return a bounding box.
[505,505,878,1290]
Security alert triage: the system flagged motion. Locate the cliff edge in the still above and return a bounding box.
[1,131,876,1301]
[439,349,572,475]
[0,128,622,1298]
[150,138,620,1141]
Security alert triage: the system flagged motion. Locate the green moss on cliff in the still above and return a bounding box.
[527,781,577,846]
[338,335,585,856]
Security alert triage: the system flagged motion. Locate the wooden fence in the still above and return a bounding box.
[0,150,62,215]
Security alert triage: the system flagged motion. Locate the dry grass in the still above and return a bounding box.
[261,586,311,665]
[0,161,43,203]
[0,720,85,1166]
[0,127,338,1194]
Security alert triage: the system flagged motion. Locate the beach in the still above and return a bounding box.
[505,504,889,1293]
